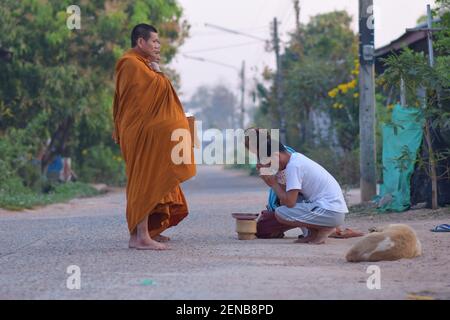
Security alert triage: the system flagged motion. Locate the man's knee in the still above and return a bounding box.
[274,208,289,224]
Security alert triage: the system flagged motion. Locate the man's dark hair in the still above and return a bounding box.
[131,24,158,47]
[244,128,287,161]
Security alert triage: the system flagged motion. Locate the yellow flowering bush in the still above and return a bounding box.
[328,61,360,108]
[325,59,360,151]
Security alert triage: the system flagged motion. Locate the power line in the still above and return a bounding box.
[204,23,267,42]
[182,41,262,54]
[190,26,268,37]
[279,0,292,22]
[233,26,269,31]
[279,2,296,40]
[182,54,240,71]
[253,0,270,33]
[250,0,271,79]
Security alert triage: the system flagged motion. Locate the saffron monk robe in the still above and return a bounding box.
[112,24,196,250]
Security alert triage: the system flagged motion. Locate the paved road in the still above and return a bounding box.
[0,165,449,299]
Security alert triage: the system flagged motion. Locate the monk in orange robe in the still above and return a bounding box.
[112,24,196,250]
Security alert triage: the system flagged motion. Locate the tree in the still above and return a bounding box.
[0,0,188,186]
[253,11,358,151]
[381,48,449,209]
[186,84,237,130]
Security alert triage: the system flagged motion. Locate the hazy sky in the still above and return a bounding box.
[169,0,436,101]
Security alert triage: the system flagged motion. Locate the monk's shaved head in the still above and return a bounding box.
[131,24,158,48]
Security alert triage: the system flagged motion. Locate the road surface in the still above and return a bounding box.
[0,165,449,299]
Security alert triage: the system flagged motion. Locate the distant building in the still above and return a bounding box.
[375,19,441,73]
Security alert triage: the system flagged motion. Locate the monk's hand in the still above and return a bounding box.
[259,174,277,187]
[150,62,161,73]
[112,130,119,144]
[256,163,270,170]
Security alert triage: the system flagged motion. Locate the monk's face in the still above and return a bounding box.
[137,32,161,63]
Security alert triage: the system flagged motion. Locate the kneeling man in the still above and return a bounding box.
[245,129,348,244]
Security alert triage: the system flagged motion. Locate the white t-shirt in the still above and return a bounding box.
[284,153,349,213]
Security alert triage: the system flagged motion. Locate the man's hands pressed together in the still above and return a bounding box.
[260,174,277,188]
[257,166,299,209]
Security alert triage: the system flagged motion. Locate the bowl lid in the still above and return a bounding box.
[231,213,259,220]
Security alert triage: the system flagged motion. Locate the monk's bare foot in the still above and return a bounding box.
[294,229,317,243]
[135,237,169,250]
[154,234,171,242]
[129,233,138,248]
[308,228,335,245]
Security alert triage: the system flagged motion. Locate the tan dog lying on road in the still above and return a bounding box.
[346,224,422,262]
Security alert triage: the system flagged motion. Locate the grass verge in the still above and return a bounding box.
[0,182,101,211]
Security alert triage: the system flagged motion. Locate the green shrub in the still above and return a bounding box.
[305,147,360,188]
[0,129,41,190]
[77,144,126,186]
[0,128,102,210]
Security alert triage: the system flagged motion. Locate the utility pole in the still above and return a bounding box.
[424,4,438,209]
[182,54,240,128]
[239,60,246,129]
[183,54,247,129]
[358,0,377,202]
[293,0,301,31]
[272,17,287,144]
[426,5,435,67]
[203,24,269,129]
[403,5,440,209]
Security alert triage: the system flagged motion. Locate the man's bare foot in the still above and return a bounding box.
[135,237,169,250]
[129,233,138,248]
[154,234,171,242]
[295,236,313,243]
[294,229,317,243]
[308,228,335,244]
